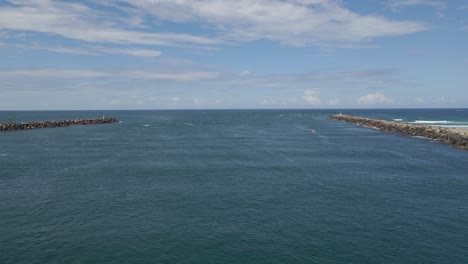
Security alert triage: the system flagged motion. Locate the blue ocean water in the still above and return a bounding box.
[1,109,468,264]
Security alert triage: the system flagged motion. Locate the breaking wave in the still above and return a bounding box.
[413,120,449,124]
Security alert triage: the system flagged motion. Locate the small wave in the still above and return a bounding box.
[414,120,449,124]
[439,125,468,129]
[393,119,403,121]
[0,153,8,157]
[412,135,429,139]
[142,124,150,127]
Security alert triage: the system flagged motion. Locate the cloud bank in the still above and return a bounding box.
[0,69,221,81]
[303,89,321,105]
[0,0,427,47]
[357,93,394,105]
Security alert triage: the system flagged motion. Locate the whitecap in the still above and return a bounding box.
[393,119,403,121]
[412,135,429,139]
[414,120,449,124]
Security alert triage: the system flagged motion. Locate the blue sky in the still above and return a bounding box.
[0,0,467,110]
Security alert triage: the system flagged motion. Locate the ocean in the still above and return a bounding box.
[1,109,468,263]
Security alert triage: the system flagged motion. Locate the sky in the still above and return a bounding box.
[0,0,467,110]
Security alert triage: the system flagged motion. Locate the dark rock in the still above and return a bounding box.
[329,114,468,150]
[0,117,119,132]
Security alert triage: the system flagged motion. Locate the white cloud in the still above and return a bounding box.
[121,0,428,46]
[0,69,110,78]
[240,70,251,76]
[0,67,409,91]
[38,46,96,55]
[124,70,221,81]
[0,0,220,47]
[0,69,221,81]
[303,89,321,105]
[357,92,393,105]
[258,98,300,107]
[432,96,456,105]
[387,0,447,16]
[0,67,427,109]
[216,69,407,91]
[327,98,341,105]
[0,0,427,47]
[387,0,447,9]
[16,44,163,57]
[97,47,161,57]
[109,99,121,105]
[415,97,426,104]
[14,44,97,55]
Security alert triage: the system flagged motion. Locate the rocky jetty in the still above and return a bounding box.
[329,114,468,150]
[0,117,119,132]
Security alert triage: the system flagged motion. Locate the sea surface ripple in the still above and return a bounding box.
[1,109,468,264]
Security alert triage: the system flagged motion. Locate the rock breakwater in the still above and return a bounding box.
[0,117,119,132]
[329,114,468,150]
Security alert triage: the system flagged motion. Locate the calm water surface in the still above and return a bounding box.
[1,109,468,263]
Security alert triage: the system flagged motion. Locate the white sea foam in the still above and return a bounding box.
[438,125,468,129]
[412,135,429,139]
[414,120,449,124]
[393,119,403,121]
[143,124,150,127]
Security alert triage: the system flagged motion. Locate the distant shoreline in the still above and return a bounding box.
[0,108,466,112]
[329,114,468,150]
[0,117,119,132]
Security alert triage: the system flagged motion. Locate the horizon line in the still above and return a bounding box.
[1,107,467,112]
